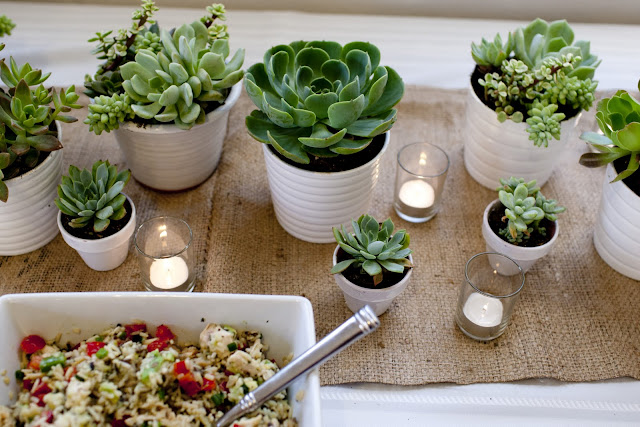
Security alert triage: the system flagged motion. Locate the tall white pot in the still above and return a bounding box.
[263,133,389,243]
[464,82,580,189]
[593,163,640,280]
[0,123,63,256]
[113,83,241,191]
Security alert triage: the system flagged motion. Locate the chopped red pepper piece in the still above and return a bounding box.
[173,361,202,396]
[22,379,33,391]
[147,339,169,352]
[202,377,217,391]
[124,323,147,338]
[28,355,42,371]
[86,341,106,356]
[32,382,51,406]
[173,360,188,375]
[111,416,130,427]
[42,410,54,423]
[155,325,175,341]
[20,335,46,355]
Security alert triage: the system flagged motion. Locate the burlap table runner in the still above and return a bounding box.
[1,87,638,385]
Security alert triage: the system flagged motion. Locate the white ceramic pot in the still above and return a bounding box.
[263,132,389,243]
[58,195,136,271]
[0,123,63,256]
[113,83,241,191]
[463,82,580,189]
[593,163,640,280]
[482,199,558,275]
[332,246,413,316]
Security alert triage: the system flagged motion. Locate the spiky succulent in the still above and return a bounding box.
[472,18,601,147]
[245,41,404,164]
[331,214,412,286]
[580,85,640,183]
[55,160,131,233]
[0,15,15,38]
[496,177,565,244]
[0,58,81,202]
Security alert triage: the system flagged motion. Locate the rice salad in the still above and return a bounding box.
[0,323,297,426]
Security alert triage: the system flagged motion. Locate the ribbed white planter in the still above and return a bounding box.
[113,83,241,191]
[464,82,580,189]
[0,123,63,256]
[58,195,136,271]
[263,132,389,243]
[482,199,559,275]
[593,163,640,280]
[332,246,413,316]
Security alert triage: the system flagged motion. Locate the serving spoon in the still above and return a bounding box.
[216,305,380,427]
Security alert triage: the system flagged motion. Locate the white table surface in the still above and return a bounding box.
[1,2,639,425]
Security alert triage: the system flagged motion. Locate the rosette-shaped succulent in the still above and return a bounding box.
[55,160,131,232]
[120,20,244,129]
[580,87,640,182]
[331,214,412,286]
[471,33,513,69]
[0,15,15,38]
[245,41,404,164]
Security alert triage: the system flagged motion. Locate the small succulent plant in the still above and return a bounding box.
[331,214,412,286]
[0,58,81,202]
[496,177,565,244]
[245,40,404,164]
[579,84,640,183]
[55,160,131,233]
[472,18,601,147]
[0,15,15,38]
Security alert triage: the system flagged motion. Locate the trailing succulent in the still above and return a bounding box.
[0,15,15,38]
[331,214,412,286]
[0,58,81,202]
[245,41,404,164]
[84,1,243,134]
[579,82,640,183]
[55,160,131,233]
[471,18,600,147]
[496,177,565,244]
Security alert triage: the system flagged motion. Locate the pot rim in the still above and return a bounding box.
[5,121,63,184]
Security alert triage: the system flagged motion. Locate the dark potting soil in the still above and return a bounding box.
[270,133,386,173]
[487,200,556,248]
[614,157,640,197]
[336,247,411,290]
[470,65,581,121]
[62,199,133,240]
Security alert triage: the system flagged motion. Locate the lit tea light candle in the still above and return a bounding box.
[149,257,189,290]
[398,179,435,209]
[462,293,503,327]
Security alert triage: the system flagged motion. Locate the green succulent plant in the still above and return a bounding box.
[245,40,404,164]
[472,18,601,148]
[331,214,412,286]
[496,177,565,244]
[0,15,15,38]
[55,160,131,233]
[579,85,640,183]
[0,58,81,202]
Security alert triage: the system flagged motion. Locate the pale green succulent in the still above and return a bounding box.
[0,15,15,38]
[496,177,565,244]
[84,93,135,135]
[580,85,640,182]
[55,160,131,233]
[331,214,412,286]
[245,40,404,164]
[471,33,513,69]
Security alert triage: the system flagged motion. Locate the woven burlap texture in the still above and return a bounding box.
[1,87,638,385]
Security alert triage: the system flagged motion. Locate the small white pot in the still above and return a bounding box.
[0,123,63,256]
[463,82,580,189]
[482,199,559,275]
[58,195,136,271]
[593,163,640,280]
[332,246,413,316]
[113,83,241,191]
[263,132,389,243]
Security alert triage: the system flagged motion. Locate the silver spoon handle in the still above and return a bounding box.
[216,305,380,427]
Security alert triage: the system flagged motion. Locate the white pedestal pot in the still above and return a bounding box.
[0,122,63,256]
[593,163,640,280]
[482,199,559,275]
[58,195,136,271]
[464,82,580,189]
[113,83,241,191]
[332,246,413,316]
[263,132,389,243]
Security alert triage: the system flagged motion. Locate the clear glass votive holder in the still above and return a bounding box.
[394,142,450,223]
[455,252,525,341]
[134,216,196,292]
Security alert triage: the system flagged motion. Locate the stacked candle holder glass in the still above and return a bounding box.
[394,142,450,223]
[134,216,196,292]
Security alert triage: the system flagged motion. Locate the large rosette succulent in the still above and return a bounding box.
[244,41,404,164]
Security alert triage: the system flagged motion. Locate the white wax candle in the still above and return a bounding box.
[399,179,435,209]
[462,293,503,327]
[150,257,189,290]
